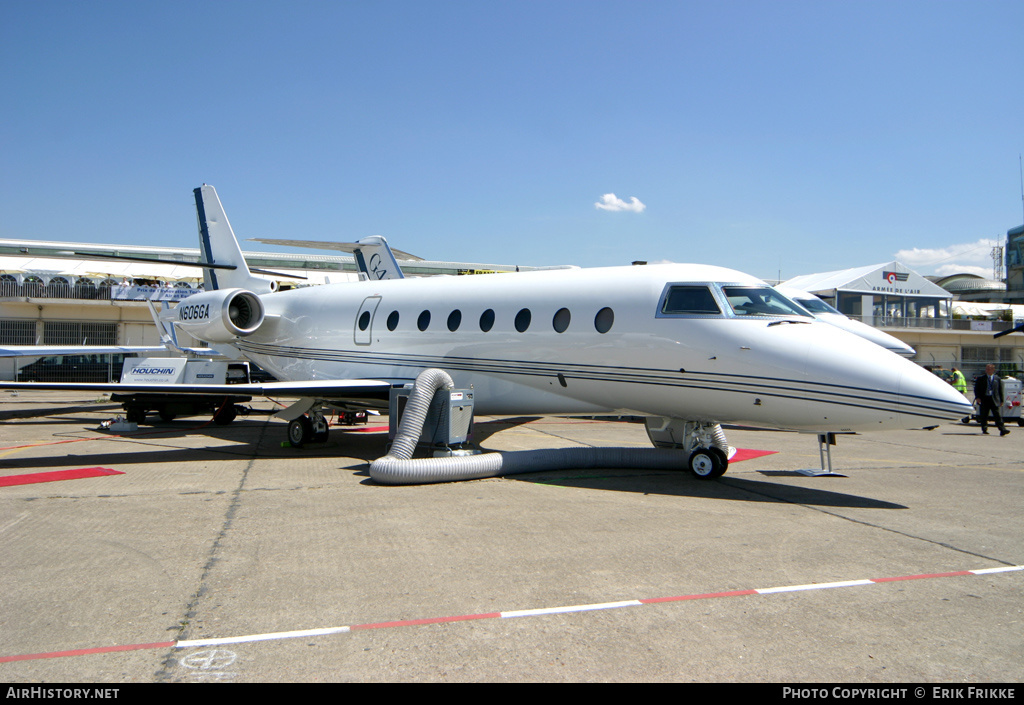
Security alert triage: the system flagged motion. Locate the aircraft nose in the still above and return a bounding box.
[897,363,974,426]
[792,323,973,431]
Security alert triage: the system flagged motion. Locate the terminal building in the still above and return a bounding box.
[783,222,1024,382]
[1004,224,1024,305]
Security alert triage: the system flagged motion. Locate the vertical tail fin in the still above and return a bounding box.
[194,185,276,293]
[352,236,405,280]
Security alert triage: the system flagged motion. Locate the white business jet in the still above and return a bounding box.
[775,285,917,357]
[0,185,972,481]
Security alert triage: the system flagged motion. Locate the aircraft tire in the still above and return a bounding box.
[158,408,176,422]
[288,415,313,448]
[213,404,238,425]
[688,446,727,479]
[126,407,146,425]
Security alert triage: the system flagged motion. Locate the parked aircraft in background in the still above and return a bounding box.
[0,185,973,479]
[774,286,917,357]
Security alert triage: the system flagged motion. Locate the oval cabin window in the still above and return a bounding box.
[515,308,532,333]
[447,310,462,332]
[553,308,571,333]
[479,309,495,332]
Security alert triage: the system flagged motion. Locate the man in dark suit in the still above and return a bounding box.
[974,364,1010,436]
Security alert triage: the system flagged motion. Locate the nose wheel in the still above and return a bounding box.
[688,446,728,479]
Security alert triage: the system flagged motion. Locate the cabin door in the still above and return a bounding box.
[354,296,382,346]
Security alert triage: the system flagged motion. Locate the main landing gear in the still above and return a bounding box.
[286,409,329,448]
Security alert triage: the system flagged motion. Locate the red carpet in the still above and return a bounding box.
[731,448,778,463]
[0,467,124,487]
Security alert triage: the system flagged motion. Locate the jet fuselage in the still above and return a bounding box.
[228,262,970,432]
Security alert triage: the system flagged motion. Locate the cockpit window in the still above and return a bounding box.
[794,296,839,315]
[662,286,722,315]
[722,287,812,318]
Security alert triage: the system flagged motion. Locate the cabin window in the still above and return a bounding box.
[722,287,811,318]
[515,308,532,332]
[387,310,400,331]
[479,309,495,332]
[595,307,614,333]
[358,310,371,331]
[662,286,722,315]
[447,310,462,332]
[552,308,571,333]
[417,310,431,331]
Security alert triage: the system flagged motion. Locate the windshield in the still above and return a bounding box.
[722,287,812,318]
[793,296,840,315]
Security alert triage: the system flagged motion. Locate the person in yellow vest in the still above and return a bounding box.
[949,367,967,394]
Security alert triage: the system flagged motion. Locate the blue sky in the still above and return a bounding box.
[2,1,1022,281]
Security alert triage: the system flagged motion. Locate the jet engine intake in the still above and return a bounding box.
[172,288,265,343]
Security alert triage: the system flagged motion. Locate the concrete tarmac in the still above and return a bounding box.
[0,391,1021,683]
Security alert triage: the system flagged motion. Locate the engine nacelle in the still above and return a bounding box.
[173,288,265,343]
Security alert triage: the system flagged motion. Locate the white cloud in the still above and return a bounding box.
[595,193,646,213]
[932,263,991,278]
[894,239,1000,269]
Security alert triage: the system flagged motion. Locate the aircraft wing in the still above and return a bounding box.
[248,237,424,261]
[0,345,221,357]
[0,345,168,357]
[0,379,395,403]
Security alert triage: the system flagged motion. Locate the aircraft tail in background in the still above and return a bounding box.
[351,236,405,280]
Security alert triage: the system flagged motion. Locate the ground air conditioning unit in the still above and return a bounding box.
[389,386,475,449]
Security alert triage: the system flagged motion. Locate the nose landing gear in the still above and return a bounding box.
[645,417,733,479]
[688,445,729,478]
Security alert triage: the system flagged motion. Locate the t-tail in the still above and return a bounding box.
[194,184,278,294]
[351,236,405,280]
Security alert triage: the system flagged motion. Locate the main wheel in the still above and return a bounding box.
[288,415,313,448]
[213,404,238,425]
[688,446,728,479]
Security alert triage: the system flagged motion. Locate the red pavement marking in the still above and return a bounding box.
[1,566,1018,664]
[0,641,174,663]
[0,467,124,488]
